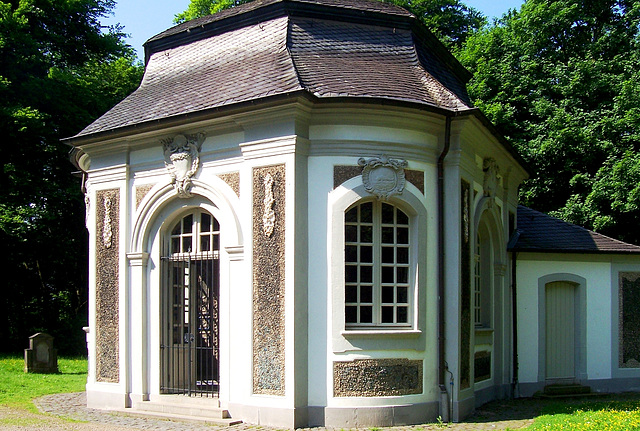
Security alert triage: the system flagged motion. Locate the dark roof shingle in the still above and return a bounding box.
[69,0,474,141]
[509,205,640,254]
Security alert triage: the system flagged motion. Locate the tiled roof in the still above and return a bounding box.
[70,0,474,140]
[509,205,640,254]
[289,18,469,109]
[78,17,301,136]
[147,0,414,44]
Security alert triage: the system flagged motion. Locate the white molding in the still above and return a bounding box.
[308,140,439,163]
[126,252,150,266]
[240,135,309,160]
[225,245,245,261]
[88,164,128,184]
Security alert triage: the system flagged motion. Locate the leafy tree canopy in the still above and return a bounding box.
[457,0,640,244]
[175,0,485,49]
[0,0,143,353]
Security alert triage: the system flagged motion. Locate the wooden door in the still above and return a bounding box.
[545,281,576,382]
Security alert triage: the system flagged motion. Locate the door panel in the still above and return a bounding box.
[545,281,576,381]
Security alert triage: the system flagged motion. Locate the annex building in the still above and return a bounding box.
[65,0,640,427]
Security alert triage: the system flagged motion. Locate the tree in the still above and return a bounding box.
[457,0,640,244]
[175,0,485,50]
[0,0,143,354]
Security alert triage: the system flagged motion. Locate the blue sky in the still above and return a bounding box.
[101,0,525,60]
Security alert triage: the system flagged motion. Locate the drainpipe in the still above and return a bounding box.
[511,249,519,398]
[437,116,452,421]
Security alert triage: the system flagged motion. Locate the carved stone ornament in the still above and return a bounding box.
[102,196,112,249]
[463,186,470,243]
[262,173,275,237]
[84,193,91,228]
[162,133,206,198]
[483,158,499,199]
[358,155,408,200]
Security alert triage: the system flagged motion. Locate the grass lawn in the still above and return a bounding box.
[525,393,640,431]
[0,354,87,412]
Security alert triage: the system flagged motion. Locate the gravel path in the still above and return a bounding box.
[0,392,536,430]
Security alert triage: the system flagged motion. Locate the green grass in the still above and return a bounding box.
[526,394,640,431]
[0,354,87,412]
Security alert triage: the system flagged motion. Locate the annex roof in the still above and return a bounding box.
[509,205,640,254]
[68,0,475,141]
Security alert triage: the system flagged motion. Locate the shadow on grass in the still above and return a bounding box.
[464,392,640,424]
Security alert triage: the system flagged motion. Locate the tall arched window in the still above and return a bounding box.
[344,201,411,328]
[474,221,492,328]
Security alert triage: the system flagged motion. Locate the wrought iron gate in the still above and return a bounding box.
[161,254,219,397]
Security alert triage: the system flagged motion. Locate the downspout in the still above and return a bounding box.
[437,115,452,421]
[511,249,519,398]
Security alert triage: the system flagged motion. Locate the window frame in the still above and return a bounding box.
[344,200,412,329]
[167,208,220,259]
[329,179,428,352]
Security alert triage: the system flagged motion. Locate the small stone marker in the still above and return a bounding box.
[24,333,58,373]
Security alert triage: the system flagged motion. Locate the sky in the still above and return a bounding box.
[101,0,525,60]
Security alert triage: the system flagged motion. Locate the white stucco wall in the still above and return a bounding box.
[516,253,613,384]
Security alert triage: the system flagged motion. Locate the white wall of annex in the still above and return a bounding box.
[515,255,613,383]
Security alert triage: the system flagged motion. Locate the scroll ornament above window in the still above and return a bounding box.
[162,133,206,198]
[358,155,408,200]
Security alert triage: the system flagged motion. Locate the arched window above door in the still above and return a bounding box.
[169,210,220,256]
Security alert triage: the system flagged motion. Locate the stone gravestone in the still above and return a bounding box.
[24,333,58,373]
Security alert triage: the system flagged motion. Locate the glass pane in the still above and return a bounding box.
[397,227,409,244]
[397,306,408,323]
[360,306,372,323]
[201,235,210,252]
[345,207,358,223]
[397,209,409,225]
[345,285,358,302]
[360,246,372,263]
[201,213,211,232]
[345,245,358,262]
[397,286,408,303]
[182,236,192,253]
[183,214,193,233]
[213,235,219,250]
[360,285,372,303]
[171,237,180,254]
[397,266,408,283]
[213,218,220,231]
[345,265,357,282]
[381,227,394,244]
[382,246,394,263]
[397,247,409,264]
[381,286,394,303]
[381,266,394,283]
[360,225,372,243]
[345,306,357,323]
[360,266,372,283]
[345,225,358,242]
[360,202,372,223]
[381,203,394,224]
[171,221,181,236]
[381,306,394,323]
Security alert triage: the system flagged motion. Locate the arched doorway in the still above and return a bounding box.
[160,209,220,397]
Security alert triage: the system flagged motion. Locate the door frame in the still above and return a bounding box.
[537,273,587,384]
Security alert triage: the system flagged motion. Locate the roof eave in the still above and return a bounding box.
[63,91,466,147]
[509,247,640,255]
